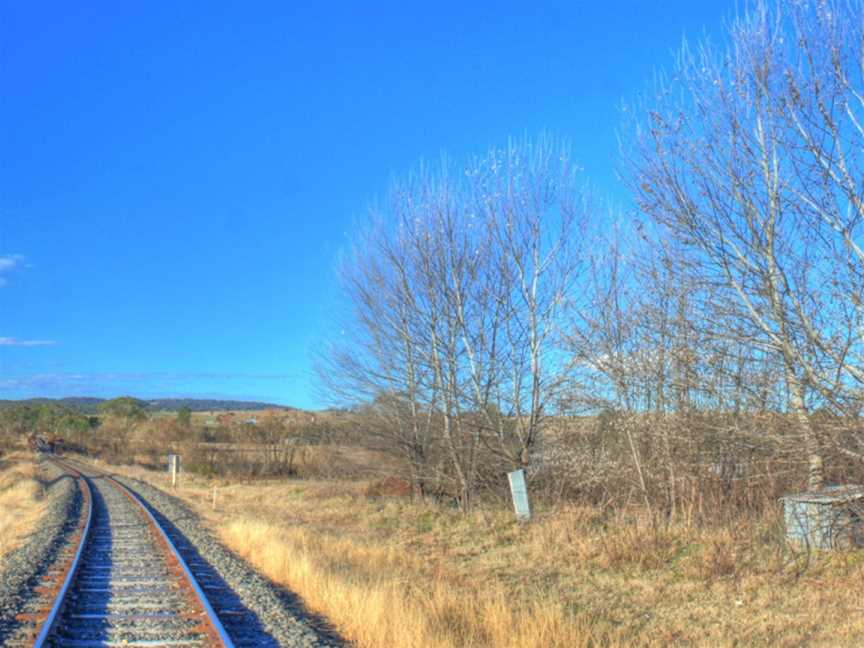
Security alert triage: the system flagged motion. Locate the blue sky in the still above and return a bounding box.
[0,1,731,409]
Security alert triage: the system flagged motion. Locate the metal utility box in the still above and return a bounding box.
[782,485,864,550]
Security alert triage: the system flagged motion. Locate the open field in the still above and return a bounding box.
[84,455,864,648]
[0,454,48,560]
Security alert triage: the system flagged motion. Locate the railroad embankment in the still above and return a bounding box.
[0,456,80,643]
[83,455,864,648]
[0,454,48,559]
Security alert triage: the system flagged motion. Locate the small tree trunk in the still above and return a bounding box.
[788,379,823,490]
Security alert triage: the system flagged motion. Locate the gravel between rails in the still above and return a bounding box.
[0,457,81,644]
[112,475,347,648]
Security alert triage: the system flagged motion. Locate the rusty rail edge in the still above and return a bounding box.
[32,460,93,648]
[58,458,236,648]
[115,479,236,648]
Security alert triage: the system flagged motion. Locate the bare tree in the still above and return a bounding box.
[318,197,440,497]
[470,140,587,471]
[627,0,864,490]
[322,138,590,510]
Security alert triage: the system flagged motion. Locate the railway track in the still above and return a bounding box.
[11,459,235,648]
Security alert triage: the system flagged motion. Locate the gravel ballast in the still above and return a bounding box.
[0,458,81,644]
[114,475,345,648]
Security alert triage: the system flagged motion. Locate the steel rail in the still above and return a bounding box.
[50,458,236,648]
[32,461,93,648]
[117,479,235,647]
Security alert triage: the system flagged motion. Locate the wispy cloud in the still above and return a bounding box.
[0,254,24,287]
[0,337,57,347]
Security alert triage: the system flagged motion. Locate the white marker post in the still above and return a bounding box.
[169,454,181,488]
[507,468,531,522]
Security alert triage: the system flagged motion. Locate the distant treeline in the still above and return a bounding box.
[0,397,291,414]
[0,395,355,481]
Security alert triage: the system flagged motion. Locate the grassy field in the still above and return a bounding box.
[86,456,864,648]
[0,454,48,560]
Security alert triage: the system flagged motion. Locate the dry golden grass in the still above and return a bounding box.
[89,457,864,648]
[0,454,48,559]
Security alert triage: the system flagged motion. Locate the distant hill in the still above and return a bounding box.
[0,397,290,414]
[146,398,292,412]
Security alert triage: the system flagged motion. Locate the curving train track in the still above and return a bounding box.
[11,459,235,648]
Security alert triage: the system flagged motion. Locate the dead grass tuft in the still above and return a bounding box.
[362,475,413,498]
[0,455,47,559]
